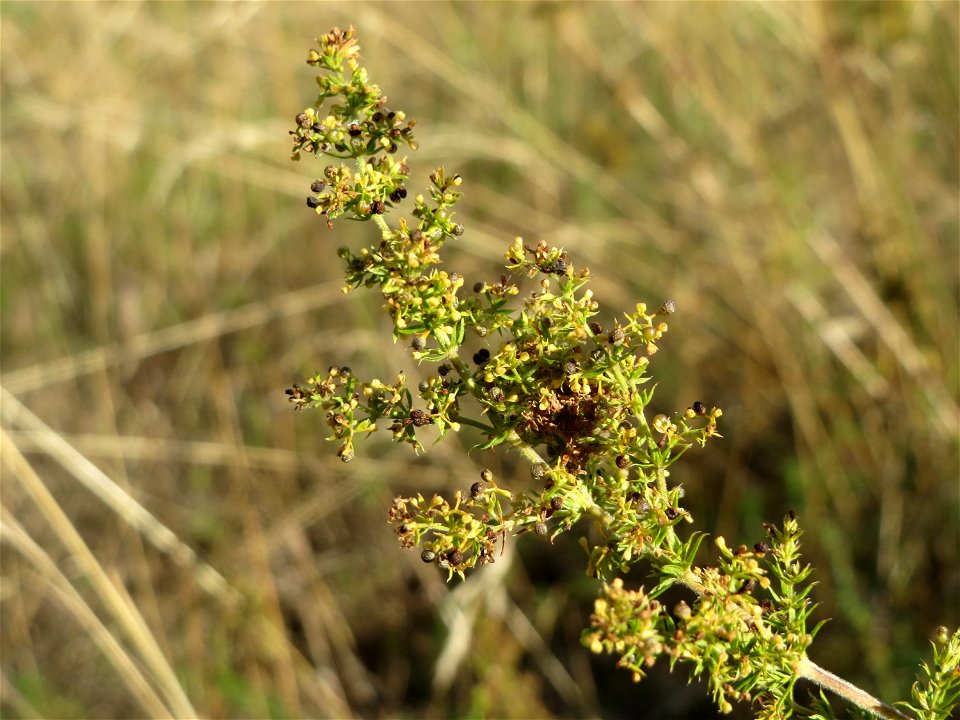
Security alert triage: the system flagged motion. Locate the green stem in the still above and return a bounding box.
[654,465,669,495]
[577,488,615,529]
[455,416,496,435]
[372,213,391,238]
[609,360,646,422]
[505,430,546,468]
[502,432,611,526]
[445,351,472,380]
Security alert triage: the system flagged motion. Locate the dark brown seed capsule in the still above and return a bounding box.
[589,321,603,335]
[692,401,706,415]
[410,409,431,427]
[657,299,677,315]
[480,468,494,482]
[470,481,483,499]
[615,455,629,469]
[421,550,436,563]
[447,549,464,566]
[550,496,563,511]
[286,384,304,399]
[534,522,548,536]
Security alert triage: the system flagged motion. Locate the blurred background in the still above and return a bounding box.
[2,2,957,718]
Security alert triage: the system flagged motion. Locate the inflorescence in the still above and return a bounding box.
[285,27,960,720]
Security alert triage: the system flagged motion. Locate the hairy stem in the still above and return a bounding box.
[797,656,909,720]
[506,430,547,468]
[372,213,391,238]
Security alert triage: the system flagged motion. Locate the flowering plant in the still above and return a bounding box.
[287,26,959,719]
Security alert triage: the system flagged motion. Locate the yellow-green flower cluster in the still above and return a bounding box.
[286,28,959,720]
[287,25,726,584]
[290,26,415,225]
[386,471,513,580]
[584,579,667,682]
[291,367,440,459]
[584,516,820,717]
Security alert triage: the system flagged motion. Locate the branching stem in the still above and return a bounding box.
[290,27,957,720]
[505,430,546,468]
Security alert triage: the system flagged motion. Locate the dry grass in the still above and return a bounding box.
[1,2,957,718]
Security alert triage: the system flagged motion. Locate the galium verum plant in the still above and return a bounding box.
[285,27,959,719]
